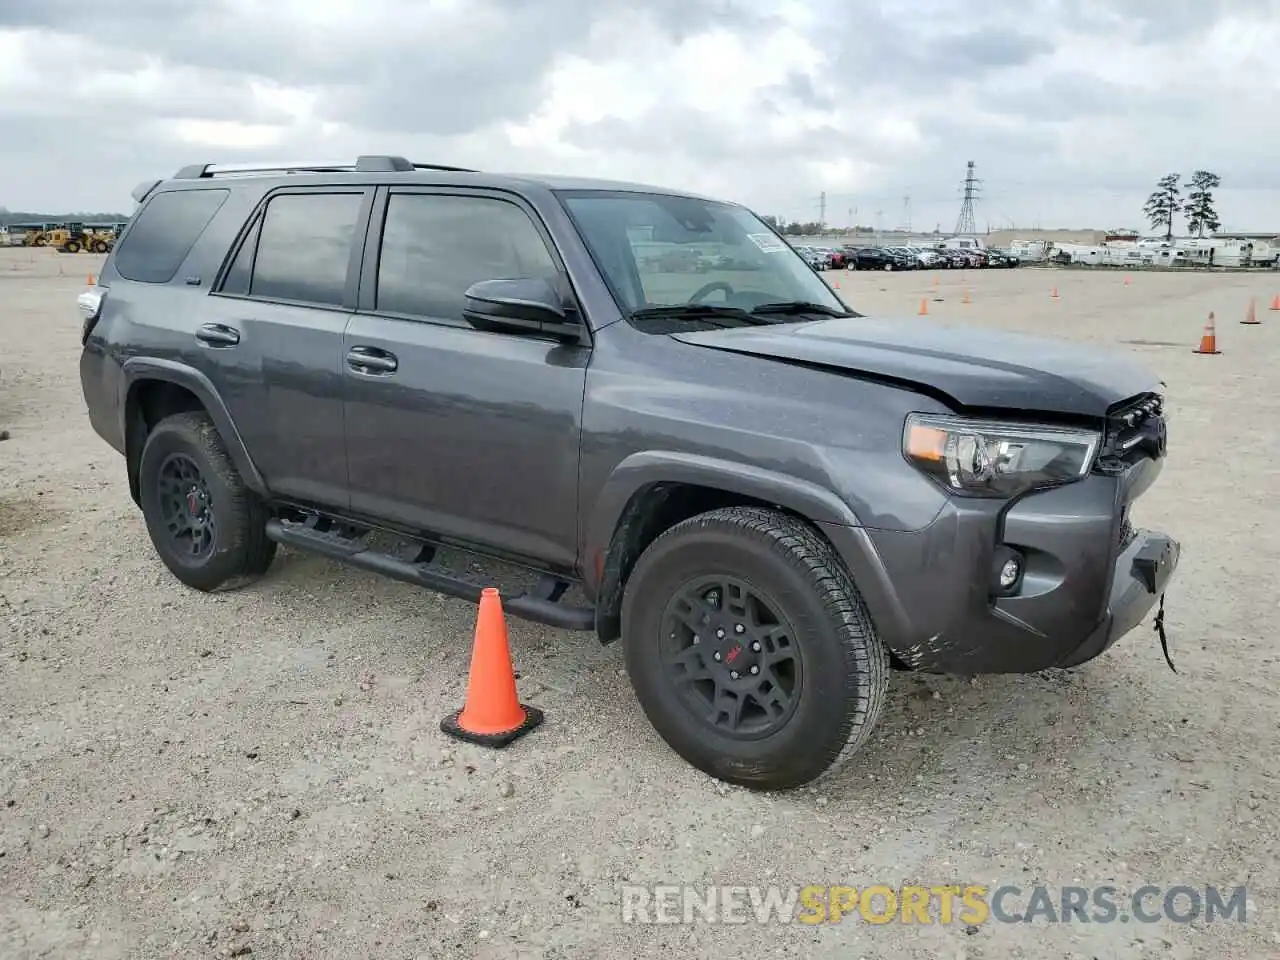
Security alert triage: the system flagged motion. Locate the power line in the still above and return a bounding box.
[955,160,981,235]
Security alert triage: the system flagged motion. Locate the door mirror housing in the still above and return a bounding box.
[462,277,582,343]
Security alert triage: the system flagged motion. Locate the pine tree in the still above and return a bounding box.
[1183,170,1222,238]
[1143,174,1182,240]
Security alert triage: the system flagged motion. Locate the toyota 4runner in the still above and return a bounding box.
[78,155,1180,790]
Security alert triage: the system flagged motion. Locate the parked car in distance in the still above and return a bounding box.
[791,245,829,270]
[78,154,1180,792]
[985,248,1021,268]
[823,247,849,270]
[844,247,895,270]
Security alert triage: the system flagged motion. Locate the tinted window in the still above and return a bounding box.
[250,193,363,306]
[375,194,558,321]
[114,188,229,284]
[219,217,261,297]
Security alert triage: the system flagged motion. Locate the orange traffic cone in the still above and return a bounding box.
[932,274,939,288]
[962,288,971,304]
[917,298,928,315]
[440,588,544,746]
[1051,286,1060,301]
[1193,312,1221,354]
[832,276,841,289]
[87,273,95,285]
[1241,297,1260,325]
[1269,294,1280,311]
[1123,275,1131,287]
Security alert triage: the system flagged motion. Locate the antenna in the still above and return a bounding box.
[955,160,981,235]
[903,195,911,233]
[818,191,827,230]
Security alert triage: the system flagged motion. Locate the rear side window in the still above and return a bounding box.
[113,188,229,284]
[246,193,363,306]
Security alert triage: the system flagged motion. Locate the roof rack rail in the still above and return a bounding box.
[171,155,478,179]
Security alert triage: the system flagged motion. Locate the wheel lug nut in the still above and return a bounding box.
[713,651,721,661]
[716,628,725,639]
[751,641,761,652]
[692,635,700,644]
[749,665,759,675]
[735,624,745,634]
[730,671,740,680]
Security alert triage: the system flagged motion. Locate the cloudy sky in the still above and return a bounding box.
[2,0,1278,232]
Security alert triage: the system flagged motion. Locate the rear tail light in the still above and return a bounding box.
[78,287,105,345]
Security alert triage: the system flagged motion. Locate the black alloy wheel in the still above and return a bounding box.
[138,411,276,591]
[155,452,217,561]
[659,575,803,740]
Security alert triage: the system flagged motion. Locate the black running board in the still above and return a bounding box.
[264,518,596,631]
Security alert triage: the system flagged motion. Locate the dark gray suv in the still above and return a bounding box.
[78,155,1180,790]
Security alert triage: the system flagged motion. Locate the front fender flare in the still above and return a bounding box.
[583,450,910,648]
[119,357,267,496]
[584,451,864,575]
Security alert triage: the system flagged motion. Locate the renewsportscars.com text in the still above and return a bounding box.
[620,884,1248,926]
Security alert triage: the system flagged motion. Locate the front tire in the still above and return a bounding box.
[620,506,889,790]
[138,411,276,591]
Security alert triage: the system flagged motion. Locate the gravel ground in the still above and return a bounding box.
[2,246,1278,959]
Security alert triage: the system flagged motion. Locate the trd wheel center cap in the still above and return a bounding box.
[708,622,761,678]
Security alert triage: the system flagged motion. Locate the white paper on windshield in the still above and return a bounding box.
[747,233,787,253]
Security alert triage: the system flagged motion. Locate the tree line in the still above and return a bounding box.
[1143,171,1221,240]
[760,216,884,237]
[0,210,131,227]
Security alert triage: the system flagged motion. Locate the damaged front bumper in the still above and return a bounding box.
[1055,528,1180,670]
[833,455,1181,675]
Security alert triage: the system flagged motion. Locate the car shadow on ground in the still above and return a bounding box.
[252,543,1164,807]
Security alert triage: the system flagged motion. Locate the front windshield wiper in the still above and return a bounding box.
[629,304,773,327]
[749,300,861,319]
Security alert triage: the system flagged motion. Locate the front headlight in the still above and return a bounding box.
[902,413,1101,498]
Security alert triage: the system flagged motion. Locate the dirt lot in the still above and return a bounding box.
[2,246,1278,959]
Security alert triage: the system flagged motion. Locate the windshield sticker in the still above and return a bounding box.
[747,232,787,253]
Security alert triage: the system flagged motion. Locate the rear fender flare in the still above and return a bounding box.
[119,357,267,496]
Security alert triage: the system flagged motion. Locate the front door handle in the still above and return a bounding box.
[196,323,240,347]
[346,346,398,374]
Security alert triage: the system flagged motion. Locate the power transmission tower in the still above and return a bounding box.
[902,195,911,232]
[955,160,980,235]
[818,191,826,230]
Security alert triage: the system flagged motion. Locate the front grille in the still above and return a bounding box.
[1095,393,1166,474]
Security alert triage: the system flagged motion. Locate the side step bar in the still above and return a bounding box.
[264,518,596,632]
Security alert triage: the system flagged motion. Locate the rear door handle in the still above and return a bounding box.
[196,323,240,347]
[346,345,398,374]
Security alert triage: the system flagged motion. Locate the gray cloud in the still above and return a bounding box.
[2,0,1279,230]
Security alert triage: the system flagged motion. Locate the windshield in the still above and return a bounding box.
[557,190,849,321]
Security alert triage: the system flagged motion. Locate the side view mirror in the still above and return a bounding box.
[461,277,582,343]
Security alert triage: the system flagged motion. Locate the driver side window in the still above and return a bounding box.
[375,193,559,323]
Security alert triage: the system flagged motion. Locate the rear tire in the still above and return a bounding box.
[620,506,889,791]
[138,411,276,591]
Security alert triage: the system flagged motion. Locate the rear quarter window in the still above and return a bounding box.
[113,188,230,284]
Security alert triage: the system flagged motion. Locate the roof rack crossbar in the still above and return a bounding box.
[171,155,479,179]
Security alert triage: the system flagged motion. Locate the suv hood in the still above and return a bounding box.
[669,317,1161,417]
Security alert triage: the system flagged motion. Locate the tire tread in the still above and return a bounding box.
[628,505,889,788]
[140,411,275,591]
